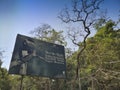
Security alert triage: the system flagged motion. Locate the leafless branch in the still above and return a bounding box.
[59,0,104,89]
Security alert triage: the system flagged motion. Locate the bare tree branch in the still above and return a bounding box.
[59,0,104,89]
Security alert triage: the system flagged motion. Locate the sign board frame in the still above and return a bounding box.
[9,34,66,79]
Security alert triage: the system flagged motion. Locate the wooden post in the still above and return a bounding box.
[20,75,24,90]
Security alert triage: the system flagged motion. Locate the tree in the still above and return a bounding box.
[83,20,120,90]
[0,50,11,90]
[64,20,120,90]
[30,23,66,46]
[0,50,4,67]
[58,0,104,89]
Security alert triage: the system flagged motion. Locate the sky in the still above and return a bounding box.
[0,0,120,69]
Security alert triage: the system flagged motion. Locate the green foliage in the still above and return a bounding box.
[0,50,4,67]
[30,24,67,46]
[63,20,120,90]
[0,68,11,90]
[94,18,106,30]
[83,20,120,89]
[0,50,11,90]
